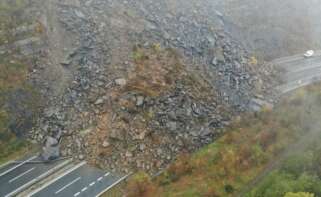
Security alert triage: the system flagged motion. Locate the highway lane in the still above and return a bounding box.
[0,155,68,197]
[284,65,321,82]
[31,162,125,197]
[274,52,321,93]
[279,56,321,72]
[277,75,321,93]
[272,50,321,65]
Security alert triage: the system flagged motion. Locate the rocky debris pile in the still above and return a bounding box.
[83,47,230,173]
[76,0,277,111]
[27,0,278,174]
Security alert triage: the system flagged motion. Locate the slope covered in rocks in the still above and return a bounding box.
[9,0,278,173]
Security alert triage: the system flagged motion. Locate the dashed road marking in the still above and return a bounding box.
[97,176,103,181]
[73,172,112,197]
[95,173,132,197]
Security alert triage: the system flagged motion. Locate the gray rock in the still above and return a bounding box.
[249,98,274,112]
[94,98,104,105]
[200,127,211,136]
[67,148,72,156]
[75,10,85,19]
[167,121,177,131]
[214,47,225,63]
[156,148,163,156]
[115,78,127,86]
[190,130,199,137]
[78,154,85,160]
[102,140,110,148]
[136,96,144,106]
[139,144,145,151]
[125,151,133,158]
[40,136,60,161]
[110,129,124,140]
[61,59,72,66]
[211,57,218,66]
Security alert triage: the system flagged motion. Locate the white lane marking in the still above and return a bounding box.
[95,173,132,197]
[55,177,81,194]
[74,173,110,196]
[9,167,35,183]
[0,160,13,171]
[97,176,103,181]
[27,161,86,197]
[0,155,37,177]
[81,187,88,192]
[8,160,72,197]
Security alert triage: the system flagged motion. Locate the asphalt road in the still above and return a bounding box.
[30,162,126,197]
[274,51,321,93]
[0,156,127,197]
[0,155,67,197]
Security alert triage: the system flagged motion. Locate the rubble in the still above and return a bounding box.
[25,0,278,174]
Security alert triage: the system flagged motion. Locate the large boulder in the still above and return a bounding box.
[40,136,60,161]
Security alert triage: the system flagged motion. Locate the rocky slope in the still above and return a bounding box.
[11,0,279,173]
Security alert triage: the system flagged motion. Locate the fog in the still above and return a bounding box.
[214,0,321,60]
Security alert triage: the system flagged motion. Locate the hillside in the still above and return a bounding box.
[0,0,41,163]
[123,84,321,197]
[5,0,318,196]
[7,0,277,174]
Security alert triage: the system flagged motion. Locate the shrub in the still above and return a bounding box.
[126,172,156,197]
[257,130,277,150]
[224,184,235,194]
[281,156,310,178]
[167,154,193,182]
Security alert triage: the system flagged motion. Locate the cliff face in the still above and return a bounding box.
[2,0,277,173]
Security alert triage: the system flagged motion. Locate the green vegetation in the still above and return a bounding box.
[247,137,321,196]
[284,192,315,197]
[0,60,39,163]
[0,0,39,163]
[0,0,30,45]
[124,84,321,197]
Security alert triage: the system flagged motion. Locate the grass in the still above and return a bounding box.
[101,182,126,197]
[0,140,35,165]
[246,120,321,196]
[122,83,321,197]
[0,0,42,165]
[0,62,39,164]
